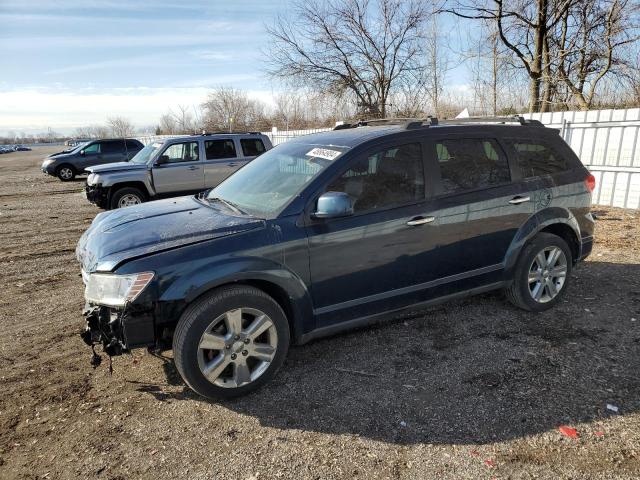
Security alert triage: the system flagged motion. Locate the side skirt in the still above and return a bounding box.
[297,281,507,345]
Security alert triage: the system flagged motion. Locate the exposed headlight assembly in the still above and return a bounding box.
[85,272,154,307]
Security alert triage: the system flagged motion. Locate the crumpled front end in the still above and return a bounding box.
[80,302,157,366]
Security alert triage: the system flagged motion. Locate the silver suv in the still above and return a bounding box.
[85,133,273,209]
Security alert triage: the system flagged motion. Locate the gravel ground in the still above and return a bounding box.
[0,147,639,479]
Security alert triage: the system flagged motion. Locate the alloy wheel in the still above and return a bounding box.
[59,167,73,180]
[527,246,568,303]
[196,308,278,388]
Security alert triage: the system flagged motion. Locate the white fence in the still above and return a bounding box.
[523,108,640,209]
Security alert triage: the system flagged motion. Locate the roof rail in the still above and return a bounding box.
[194,131,262,136]
[333,118,423,130]
[332,115,541,132]
[437,115,544,127]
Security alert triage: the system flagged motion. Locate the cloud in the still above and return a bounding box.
[0,86,276,134]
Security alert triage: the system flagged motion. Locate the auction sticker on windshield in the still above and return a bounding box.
[306,147,342,161]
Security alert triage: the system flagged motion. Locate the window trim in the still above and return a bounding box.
[428,136,513,198]
[158,140,201,165]
[306,140,429,221]
[204,138,238,161]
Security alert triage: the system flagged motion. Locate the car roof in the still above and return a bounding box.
[287,122,557,149]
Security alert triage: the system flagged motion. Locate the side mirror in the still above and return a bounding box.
[313,191,354,219]
[156,155,170,165]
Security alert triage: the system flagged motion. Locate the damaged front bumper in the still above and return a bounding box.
[80,304,156,363]
[85,184,109,208]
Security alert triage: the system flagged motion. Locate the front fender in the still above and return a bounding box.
[97,171,153,194]
[504,207,580,276]
[158,257,314,343]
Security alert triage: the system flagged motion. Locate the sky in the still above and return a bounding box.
[0,0,468,136]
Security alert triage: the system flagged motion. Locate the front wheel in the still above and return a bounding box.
[173,285,290,399]
[505,232,572,312]
[56,165,75,181]
[110,187,145,209]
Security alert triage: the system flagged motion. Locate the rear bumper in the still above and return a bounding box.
[578,236,593,262]
[85,184,109,208]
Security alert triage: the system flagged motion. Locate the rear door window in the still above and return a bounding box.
[205,140,237,160]
[504,139,568,177]
[101,141,125,154]
[434,138,510,194]
[161,142,199,164]
[327,143,424,213]
[240,138,266,157]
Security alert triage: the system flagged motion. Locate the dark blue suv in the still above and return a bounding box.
[76,117,595,399]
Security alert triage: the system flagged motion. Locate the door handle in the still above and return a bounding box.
[227,163,237,167]
[509,196,530,205]
[407,216,435,226]
[188,166,200,170]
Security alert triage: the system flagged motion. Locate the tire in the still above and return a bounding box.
[56,164,75,181]
[173,285,290,400]
[110,187,145,209]
[505,232,573,312]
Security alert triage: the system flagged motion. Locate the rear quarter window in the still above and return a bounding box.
[240,138,266,157]
[504,138,569,177]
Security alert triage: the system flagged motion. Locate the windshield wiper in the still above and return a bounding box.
[207,196,247,215]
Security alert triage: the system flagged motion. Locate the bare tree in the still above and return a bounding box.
[107,116,135,138]
[202,87,267,132]
[266,0,430,117]
[448,0,575,113]
[552,0,639,110]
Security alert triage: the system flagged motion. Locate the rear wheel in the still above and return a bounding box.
[173,285,290,399]
[110,187,145,209]
[505,232,572,312]
[56,165,75,181]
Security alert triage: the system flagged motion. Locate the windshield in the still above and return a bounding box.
[208,142,348,216]
[130,142,163,164]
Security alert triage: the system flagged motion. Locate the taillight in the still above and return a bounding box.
[585,174,596,192]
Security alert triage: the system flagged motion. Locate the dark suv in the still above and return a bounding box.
[76,117,595,400]
[41,138,144,181]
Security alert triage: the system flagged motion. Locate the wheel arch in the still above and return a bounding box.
[56,162,77,174]
[504,207,581,277]
[158,260,314,345]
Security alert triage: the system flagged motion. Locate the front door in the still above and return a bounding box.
[78,142,104,169]
[152,140,204,194]
[306,141,440,327]
[427,135,533,283]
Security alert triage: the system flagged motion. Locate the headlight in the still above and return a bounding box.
[87,173,97,185]
[42,158,54,166]
[85,272,154,307]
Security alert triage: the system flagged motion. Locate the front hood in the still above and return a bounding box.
[76,196,264,272]
[86,162,146,174]
[47,151,72,160]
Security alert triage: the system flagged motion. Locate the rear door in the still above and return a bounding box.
[203,138,242,187]
[152,140,204,194]
[426,134,533,282]
[99,140,128,164]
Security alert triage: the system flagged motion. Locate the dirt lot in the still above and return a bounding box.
[0,146,638,479]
